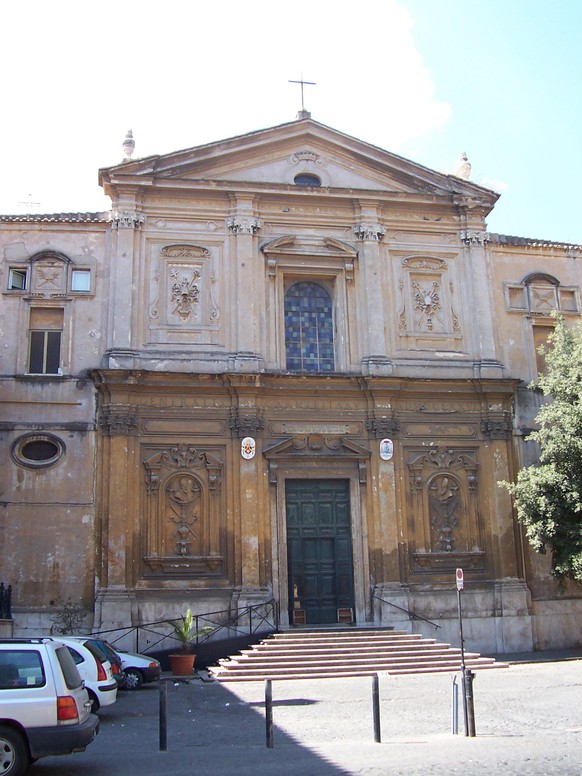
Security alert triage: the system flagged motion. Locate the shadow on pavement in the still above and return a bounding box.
[30,678,353,776]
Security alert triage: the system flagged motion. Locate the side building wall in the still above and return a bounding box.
[0,218,108,633]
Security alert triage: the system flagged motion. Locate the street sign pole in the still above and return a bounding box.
[456,568,476,737]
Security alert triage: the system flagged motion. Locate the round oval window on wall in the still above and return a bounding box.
[11,433,65,469]
[294,173,321,187]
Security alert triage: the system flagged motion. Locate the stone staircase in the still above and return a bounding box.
[209,628,507,682]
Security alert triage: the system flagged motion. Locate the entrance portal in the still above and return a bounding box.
[286,479,355,625]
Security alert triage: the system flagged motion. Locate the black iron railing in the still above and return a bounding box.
[92,599,279,654]
[0,584,12,620]
[371,594,440,630]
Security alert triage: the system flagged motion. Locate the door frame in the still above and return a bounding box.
[285,478,355,625]
[264,439,371,628]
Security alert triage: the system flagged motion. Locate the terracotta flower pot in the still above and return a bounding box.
[169,653,196,676]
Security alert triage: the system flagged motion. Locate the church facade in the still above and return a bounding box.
[1,118,581,652]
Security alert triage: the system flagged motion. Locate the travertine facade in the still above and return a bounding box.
[1,118,580,652]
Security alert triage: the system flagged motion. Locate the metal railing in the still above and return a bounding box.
[0,584,12,620]
[92,599,279,654]
[371,594,440,630]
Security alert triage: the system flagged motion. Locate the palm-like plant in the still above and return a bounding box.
[166,608,213,653]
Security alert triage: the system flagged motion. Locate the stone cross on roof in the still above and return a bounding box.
[288,76,316,119]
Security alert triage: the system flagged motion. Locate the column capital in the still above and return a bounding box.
[226,216,261,235]
[460,229,490,245]
[353,222,385,241]
[110,210,145,229]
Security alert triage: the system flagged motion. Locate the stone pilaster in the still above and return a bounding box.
[95,399,138,629]
[228,378,263,590]
[106,194,144,366]
[227,197,263,371]
[458,221,502,377]
[354,202,391,375]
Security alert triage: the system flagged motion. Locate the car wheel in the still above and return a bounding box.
[122,669,143,690]
[0,726,29,776]
[87,690,100,714]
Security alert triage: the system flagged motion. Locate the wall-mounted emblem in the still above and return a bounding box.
[380,438,394,461]
[241,437,256,460]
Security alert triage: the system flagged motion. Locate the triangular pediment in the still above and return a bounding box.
[263,435,371,459]
[100,119,497,205]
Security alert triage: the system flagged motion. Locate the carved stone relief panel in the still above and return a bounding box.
[148,244,221,344]
[397,256,463,347]
[142,443,225,577]
[406,445,485,574]
[31,256,68,296]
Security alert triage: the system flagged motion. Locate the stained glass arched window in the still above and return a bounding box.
[284,281,335,371]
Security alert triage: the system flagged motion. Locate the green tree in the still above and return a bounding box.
[502,316,582,582]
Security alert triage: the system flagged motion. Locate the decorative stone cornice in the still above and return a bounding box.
[460,229,490,245]
[99,409,138,436]
[110,210,145,229]
[366,416,399,438]
[353,223,385,241]
[481,414,512,439]
[226,217,261,235]
[229,410,265,438]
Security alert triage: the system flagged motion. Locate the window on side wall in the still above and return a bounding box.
[28,308,63,375]
[8,268,28,291]
[532,321,555,377]
[71,269,91,292]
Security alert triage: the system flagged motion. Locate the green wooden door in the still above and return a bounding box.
[286,479,354,625]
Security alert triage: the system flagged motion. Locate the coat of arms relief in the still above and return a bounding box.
[398,256,462,342]
[149,245,220,327]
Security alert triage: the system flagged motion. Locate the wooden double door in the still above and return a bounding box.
[286,479,355,625]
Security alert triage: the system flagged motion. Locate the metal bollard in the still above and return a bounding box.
[372,673,381,743]
[451,675,458,735]
[265,679,274,748]
[463,669,476,737]
[159,679,168,751]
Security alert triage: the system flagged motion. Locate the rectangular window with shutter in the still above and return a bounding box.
[28,308,63,374]
[532,322,555,378]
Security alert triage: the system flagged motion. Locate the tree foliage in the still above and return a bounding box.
[502,316,582,583]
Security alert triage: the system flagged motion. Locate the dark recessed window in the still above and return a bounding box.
[11,433,65,469]
[22,440,59,461]
[294,173,321,187]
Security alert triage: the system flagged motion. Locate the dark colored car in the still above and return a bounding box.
[83,638,125,687]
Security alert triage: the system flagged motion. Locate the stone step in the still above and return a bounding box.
[209,627,507,683]
[246,638,440,652]
[220,648,473,667]
[269,629,417,641]
[217,654,490,671]
[211,658,503,682]
[270,630,427,636]
[240,645,449,659]
[255,636,437,649]
[211,665,504,682]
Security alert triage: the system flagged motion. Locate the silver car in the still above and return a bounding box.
[0,638,99,775]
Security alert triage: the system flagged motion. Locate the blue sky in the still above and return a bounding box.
[0,0,579,243]
[398,0,581,242]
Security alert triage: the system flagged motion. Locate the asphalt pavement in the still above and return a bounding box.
[31,649,582,775]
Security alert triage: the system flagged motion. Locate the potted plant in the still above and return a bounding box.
[166,608,213,675]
